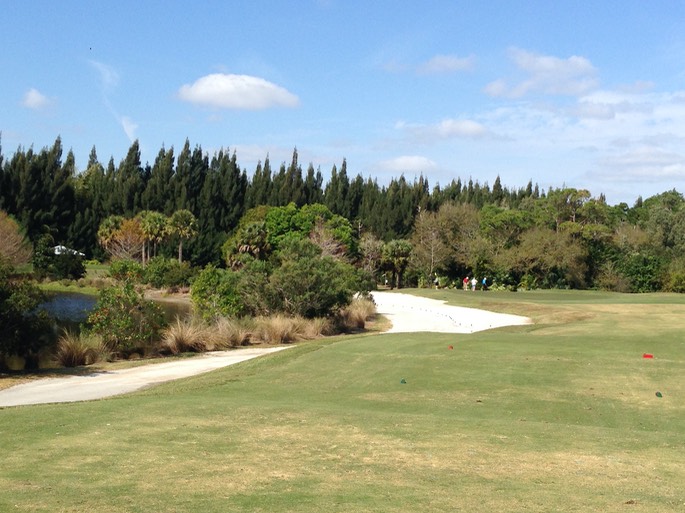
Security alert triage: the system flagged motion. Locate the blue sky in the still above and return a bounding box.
[3,1,685,205]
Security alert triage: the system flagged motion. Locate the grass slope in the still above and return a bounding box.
[1,290,684,512]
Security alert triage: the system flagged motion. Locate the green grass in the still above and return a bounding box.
[1,289,684,512]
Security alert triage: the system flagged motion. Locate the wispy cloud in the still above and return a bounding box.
[89,60,119,91]
[418,54,475,74]
[89,60,138,142]
[22,88,51,110]
[120,116,138,142]
[397,118,492,143]
[178,73,300,110]
[377,155,437,173]
[485,47,598,98]
[596,146,685,183]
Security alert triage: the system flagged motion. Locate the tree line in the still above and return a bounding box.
[1,135,685,292]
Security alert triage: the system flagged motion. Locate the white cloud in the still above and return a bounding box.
[378,155,437,173]
[418,54,475,74]
[22,88,51,110]
[178,73,300,110]
[485,48,598,98]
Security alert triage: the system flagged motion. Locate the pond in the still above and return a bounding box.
[39,291,192,325]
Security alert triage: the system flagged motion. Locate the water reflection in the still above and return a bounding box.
[39,291,192,324]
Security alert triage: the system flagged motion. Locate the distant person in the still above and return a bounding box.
[482,276,487,291]
[471,277,477,291]
[463,276,469,291]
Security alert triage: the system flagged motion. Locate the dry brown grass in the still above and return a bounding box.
[159,317,212,354]
[337,296,378,331]
[210,317,252,348]
[54,331,105,367]
[251,314,303,344]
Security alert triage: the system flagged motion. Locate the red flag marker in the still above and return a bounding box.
[643,353,654,359]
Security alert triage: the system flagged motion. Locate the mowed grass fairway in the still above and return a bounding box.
[1,290,684,512]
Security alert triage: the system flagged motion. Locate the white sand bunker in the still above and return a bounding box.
[371,291,532,334]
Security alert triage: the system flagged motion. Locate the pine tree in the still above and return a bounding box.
[143,146,175,214]
[284,147,304,206]
[246,157,273,209]
[173,139,192,211]
[303,163,324,204]
[492,175,504,205]
[116,140,144,217]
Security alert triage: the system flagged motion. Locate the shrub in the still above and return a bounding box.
[144,256,194,289]
[53,253,86,280]
[191,265,246,320]
[109,259,144,282]
[0,259,55,370]
[211,317,252,348]
[268,253,356,318]
[55,331,103,367]
[87,282,164,356]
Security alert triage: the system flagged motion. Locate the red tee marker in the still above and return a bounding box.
[643,353,654,359]
[448,345,453,350]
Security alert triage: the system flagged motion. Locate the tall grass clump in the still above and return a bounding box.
[210,317,252,348]
[55,330,104,367]
[250,315,334,344]
[337,296,377,331]
[252,314,300,344]
[159,317,211,354]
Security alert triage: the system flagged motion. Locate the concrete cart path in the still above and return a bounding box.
[0,347,290,408]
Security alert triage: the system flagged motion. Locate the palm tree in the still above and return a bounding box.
[169,209,197,264]
[137,211,169,264]
[97,215,124,253]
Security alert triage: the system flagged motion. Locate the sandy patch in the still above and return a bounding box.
[371,291,532,334]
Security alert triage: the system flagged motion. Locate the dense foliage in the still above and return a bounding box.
[1,136,685,292]
[193,216,363,320]
[86,281,164,356]
[0,259,53,369]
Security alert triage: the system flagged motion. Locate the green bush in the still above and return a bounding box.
[144,256,193,289]
[109,259,144,282]
[86,282,164,356]
[53,253,86,280]
[268,254,356,318]
[191,265,246,320]
[0,259,55,370]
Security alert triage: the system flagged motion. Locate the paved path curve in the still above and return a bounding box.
[0,347,290,408]
[0,293,531,407]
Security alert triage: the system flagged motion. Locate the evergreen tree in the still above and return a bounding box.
[246,157,273,209]
[270,162,288,206]
[143,146,175,214]
[303,163,324,205]
[115,140,144,217]
[492,175,504,205]
[284,147,304,206]
[325,159,350,217]
[173,139,192,211]
[50,148,77,243]
[347,174,365,223]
